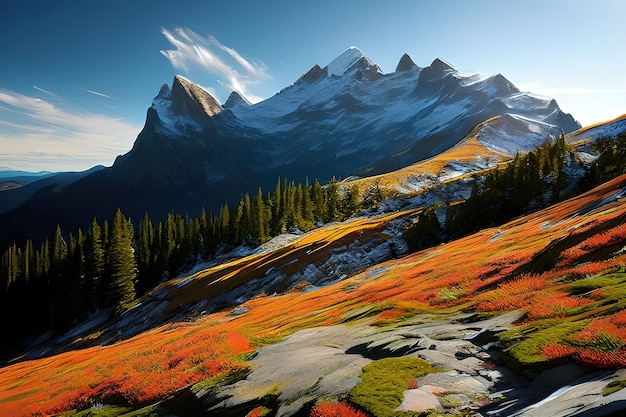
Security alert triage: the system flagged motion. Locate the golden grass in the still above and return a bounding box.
[341,134,511,195]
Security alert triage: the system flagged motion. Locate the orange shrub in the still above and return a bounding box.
[574,349,626,368]
[570,261,614,277]
[246,406,270,417]
[310,401,367,417]
[527,293,592,319]
[541,343,575,360]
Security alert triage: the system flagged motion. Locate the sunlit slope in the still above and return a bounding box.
[343,119,511,195]
[160,211,410,314]
[567,113,626,142]
[3,175,626,415]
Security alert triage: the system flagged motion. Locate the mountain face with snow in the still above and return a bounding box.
[111,46,578,188]
[0,47,580,246]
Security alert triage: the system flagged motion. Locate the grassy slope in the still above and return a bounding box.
[2,175,626,415]
[341,134,510,195]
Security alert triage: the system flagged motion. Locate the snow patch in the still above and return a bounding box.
[569,117,626,143]
[478,114,561,156]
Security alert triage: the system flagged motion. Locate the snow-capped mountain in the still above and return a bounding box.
[112,46,578,188]
[0,47,580,246]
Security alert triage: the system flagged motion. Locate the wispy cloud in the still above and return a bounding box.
[160,27,270,103]
[0,88,140,172]
[81,88,115,100]
[32,85,59,98]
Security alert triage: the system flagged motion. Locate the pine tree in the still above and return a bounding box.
[325,177,341,222]
[270,178,285,235]
[252,187,269,244]
[312,179,326,223]
[84,218,106,310]
[50,224,67,279]
[66,230,86,324]
[136,212,159,295]
[342,185,360,218]
[219,202,231,242]
[284,181,298,229]
[236,193,252,245]
[301,179,315,229]
[106,208,137,316]
[49,225,69,329]
[404,207,442,252]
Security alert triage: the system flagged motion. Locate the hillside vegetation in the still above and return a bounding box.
[2,128,626,415]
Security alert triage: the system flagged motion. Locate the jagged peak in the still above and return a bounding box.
[170,75,222,118]
[395,53,418,72]
[156,83,170,99]
[298,64,327,84]
[326,46,372,77]
[491,73,520,94]
[223,90,252,109]
[429,57,456,72]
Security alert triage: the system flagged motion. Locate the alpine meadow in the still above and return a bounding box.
[2,13,626,417]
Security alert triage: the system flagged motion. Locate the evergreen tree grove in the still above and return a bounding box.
[0,175,370,343]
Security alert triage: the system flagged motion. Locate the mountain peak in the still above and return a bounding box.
[326,46,372,77]
[156,83,170,100]
[223,91,252,109]
[298,64,327,84]
[430,57,456,72]
[170,75,222,118]
[396,53,418,72]
[491,73,520,95]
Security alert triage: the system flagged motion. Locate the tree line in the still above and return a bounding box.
[406,135,571,250]
[5,131,623,349]
[579,131,626,189]
[405,132,626,252]
[0,177,368,345]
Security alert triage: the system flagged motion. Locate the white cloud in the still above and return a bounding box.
[0,89,140,172]
[160,27,270,103]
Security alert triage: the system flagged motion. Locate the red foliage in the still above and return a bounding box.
[578,313,626,344]
[543,308,626,368]
[310,401,367,417]
[229,331,252,353]
[527,293,591,319]
[246,406,268,417]
[542,343,575,360]
[574,349,626,368]
[557,222,626,268]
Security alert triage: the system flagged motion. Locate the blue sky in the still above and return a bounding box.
[1,0,625,172]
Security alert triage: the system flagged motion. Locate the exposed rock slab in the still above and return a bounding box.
[395,388,443,412]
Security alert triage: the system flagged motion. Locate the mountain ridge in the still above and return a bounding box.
[0,48,580,248]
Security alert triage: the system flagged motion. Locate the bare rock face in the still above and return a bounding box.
[298,64,327,83]
[170,75,222,120]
